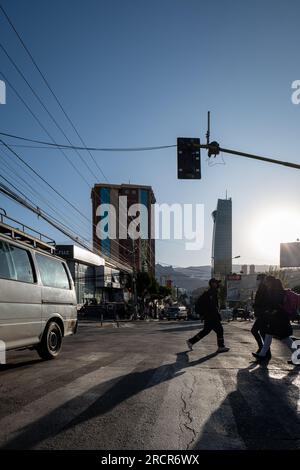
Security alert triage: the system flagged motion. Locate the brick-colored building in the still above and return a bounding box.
[92,183,156,275]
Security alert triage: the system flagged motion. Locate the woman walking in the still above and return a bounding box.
[252,277,295,363]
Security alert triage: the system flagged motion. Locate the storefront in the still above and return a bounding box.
[56,244,105,305]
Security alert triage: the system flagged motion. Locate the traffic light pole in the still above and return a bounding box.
[199,142,300,171]
[198,111,300,170]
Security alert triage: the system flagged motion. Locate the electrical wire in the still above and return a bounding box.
[0,146,91,237]
[0,181,133,273]
[0,55,136,258]
[0,5,156,268]
[0,172,90,243]
[0,3,108,181]
[0,6,134,263]
[3,130,300,172]
[0,43,99,182]
[0,71,92,187]
[0,150,91,240]
[0,131,176,152]
[0,74,135,261]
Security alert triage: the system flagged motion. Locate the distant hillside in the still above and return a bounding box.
[155,264,271,292]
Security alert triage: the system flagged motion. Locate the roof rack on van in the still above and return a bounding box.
[0,212,56,254]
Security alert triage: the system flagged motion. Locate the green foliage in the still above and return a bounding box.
[136,272,159,296]
[159,285,172,297]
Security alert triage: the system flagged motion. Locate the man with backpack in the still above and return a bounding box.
[186,278,230,353]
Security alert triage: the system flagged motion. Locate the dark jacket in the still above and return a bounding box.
[253,284,269,318]
[195,287,221,322]
[265,288,292,339]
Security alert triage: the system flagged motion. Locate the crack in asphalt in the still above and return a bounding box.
[180,375,197,450]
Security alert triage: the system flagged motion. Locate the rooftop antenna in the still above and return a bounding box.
[226,190,228,199]
[206,112,220,158]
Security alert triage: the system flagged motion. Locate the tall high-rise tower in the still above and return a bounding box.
[212,198,232,277]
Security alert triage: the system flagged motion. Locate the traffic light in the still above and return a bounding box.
[177,137,201,179]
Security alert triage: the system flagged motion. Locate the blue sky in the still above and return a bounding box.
[1,0,300,267]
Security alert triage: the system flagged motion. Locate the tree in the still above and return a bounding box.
[136,272,159,297]
[159,285,172,297]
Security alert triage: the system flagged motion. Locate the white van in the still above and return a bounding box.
[0,228,77,360]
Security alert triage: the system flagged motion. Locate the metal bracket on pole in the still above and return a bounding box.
[206,111,210,146]
[199,111,300,170]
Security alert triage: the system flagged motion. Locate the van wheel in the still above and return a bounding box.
[37,321,63,360]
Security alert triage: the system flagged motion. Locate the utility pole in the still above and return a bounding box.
[132,239,138,317]
[130,218,138,318]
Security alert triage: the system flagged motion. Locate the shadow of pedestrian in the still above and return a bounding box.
[194,363,300,450]
[1,350,217,449]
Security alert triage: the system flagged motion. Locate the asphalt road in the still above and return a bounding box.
[0,319,299,450]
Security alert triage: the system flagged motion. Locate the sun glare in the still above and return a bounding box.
[250,209,300,263]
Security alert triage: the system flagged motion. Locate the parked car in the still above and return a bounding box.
[220,308,233,322]
[0,233,77,360]
[166,306,188,321]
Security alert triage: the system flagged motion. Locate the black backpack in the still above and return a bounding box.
[195,291,208,318]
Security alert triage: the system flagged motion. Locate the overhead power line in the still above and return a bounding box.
[0,181,133,274]
[0,138,136,266]
[2,130,300,171]
[0,137,93,223]
[0,71,92,187]
[0,131,176,152]
[0,172,88,241]
[0,42,101,182]
[0,149,91,239]
[0,135,136,264]
[0,4,108,181]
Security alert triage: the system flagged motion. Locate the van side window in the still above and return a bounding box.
[36,254,70,289]
[0,241,11,278]
[0,240,35,283]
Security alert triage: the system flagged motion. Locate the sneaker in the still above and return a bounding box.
[287,360,300,365]
[186,340,193,351]
[217,346,230,353]
[252,352,268,361]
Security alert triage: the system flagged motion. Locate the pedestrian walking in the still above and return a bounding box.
[252,277,296,364]
[186,278,230,353]
[251,273,271,358]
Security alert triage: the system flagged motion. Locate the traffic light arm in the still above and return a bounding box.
[199,143,300,171]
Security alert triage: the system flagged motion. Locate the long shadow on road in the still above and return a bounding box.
[2,349,299,450]
[1,350,216,449]
[194,363,300,450]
